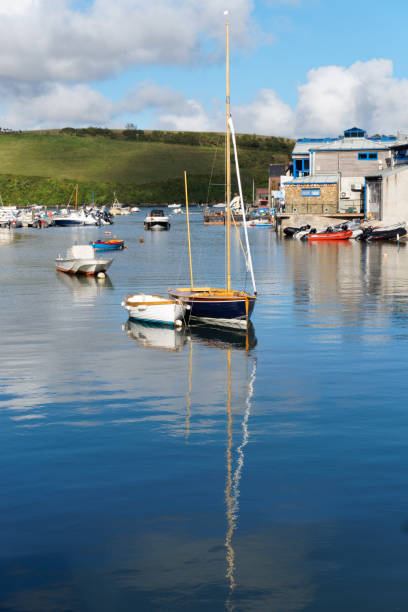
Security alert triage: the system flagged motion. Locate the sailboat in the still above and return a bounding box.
[168,19,257,329]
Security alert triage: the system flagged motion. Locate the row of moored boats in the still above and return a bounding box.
[283,220,407,241]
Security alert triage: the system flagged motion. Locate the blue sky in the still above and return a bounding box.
[1,0,408,137]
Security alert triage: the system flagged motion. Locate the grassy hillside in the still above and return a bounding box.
[0,129,294,205]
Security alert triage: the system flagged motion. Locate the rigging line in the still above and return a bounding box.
[231,211,249,269]
[206,133,223,205]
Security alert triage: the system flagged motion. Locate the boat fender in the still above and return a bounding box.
[97,272,105,279]
[175,320,183,327]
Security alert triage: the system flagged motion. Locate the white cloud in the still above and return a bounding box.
[295,59,408,137]
[1,55,408,138]
[233,89,295,137]
[0,0,257,83]
[1,84,114,129]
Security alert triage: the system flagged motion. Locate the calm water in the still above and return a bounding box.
[1,214,408,611]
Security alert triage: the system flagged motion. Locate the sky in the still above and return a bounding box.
[1,0,408,138]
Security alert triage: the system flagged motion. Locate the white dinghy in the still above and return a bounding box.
[56,244,113,275]
[122,294,189,327]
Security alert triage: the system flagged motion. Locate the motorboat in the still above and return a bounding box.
[358,223,407,241]
[144,209,170,231]
[121,294,189,326]
[122,319,189,351]
[89,239,125,251]
[283,224,310,238]
[130,206,140,213]
[56,244,113,275]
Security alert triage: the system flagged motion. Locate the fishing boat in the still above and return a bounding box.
[144,209,170,231]
[89,239,125,251]
[169,19,257,329]
[305,229,353,241]
[121,294,189,327]
[55,244,113,275]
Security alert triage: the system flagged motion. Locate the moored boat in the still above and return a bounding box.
[169,21,257,329]
[144,209,170,231]
[90,239,125,251]
[56,244,113,275]
[305,229,353,241]
[358,224,407,241]
[122,294,189,326]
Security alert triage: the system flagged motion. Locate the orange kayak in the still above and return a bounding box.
[306,230,352,241]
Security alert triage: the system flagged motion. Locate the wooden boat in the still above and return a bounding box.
[169,21,257,329]
[56,244,113,275]
[144,209,170,230]
[89,239,125,251]
[306,229,352,241]
[122,294,189,327]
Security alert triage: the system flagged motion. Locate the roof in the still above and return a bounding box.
[287,174,339,185]
[293,136,395,155]
[310,138,390,152]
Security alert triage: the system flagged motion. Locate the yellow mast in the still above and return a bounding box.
[225,20,231,293]
[184,171,194,290]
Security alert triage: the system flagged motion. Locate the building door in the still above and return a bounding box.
[367,179,382,218]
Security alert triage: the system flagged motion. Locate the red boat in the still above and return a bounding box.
[306,229,352,241]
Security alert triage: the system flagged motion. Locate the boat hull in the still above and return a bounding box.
[56,258,112,275]
[306,230,352,241]
[144,221,170,230]
[54,218,83,227]
[122,294,188,326]
[90,240,124,251]
[168,288,256,329]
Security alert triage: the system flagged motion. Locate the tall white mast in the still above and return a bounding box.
[228,116,257,296]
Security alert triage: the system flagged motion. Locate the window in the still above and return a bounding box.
[294,158,310,178]
[358,152,378,160]
[301,188,320,197]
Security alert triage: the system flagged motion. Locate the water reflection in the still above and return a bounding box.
[284,240,408,331]
[123,319,189,352]
[56,271,113,302]
[0,228,14,245]
[190,321,257,351]
[225,350,257,610]
[122,320,257,353]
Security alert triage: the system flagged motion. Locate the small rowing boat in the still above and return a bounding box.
[90,239,125,251]
[122,294,190,327]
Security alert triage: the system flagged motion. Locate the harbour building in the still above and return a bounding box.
[284,127,397,216]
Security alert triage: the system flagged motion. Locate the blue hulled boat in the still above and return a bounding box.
[89,239,125,251]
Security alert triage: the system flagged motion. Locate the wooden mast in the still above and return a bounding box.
[225,19,231,293]
[184,171,194,290]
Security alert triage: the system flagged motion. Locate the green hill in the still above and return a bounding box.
[0,128,294,205]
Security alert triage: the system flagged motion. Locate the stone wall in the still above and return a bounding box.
[285,183,338,214]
